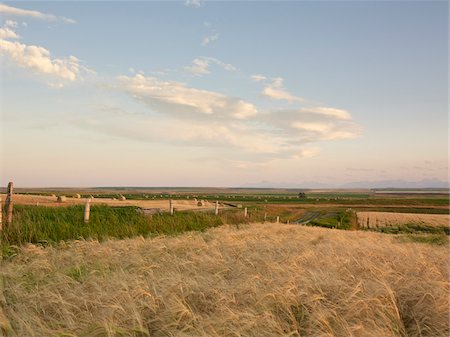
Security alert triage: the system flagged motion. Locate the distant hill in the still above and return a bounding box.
[340,179,449,189]
[243,179,449,189]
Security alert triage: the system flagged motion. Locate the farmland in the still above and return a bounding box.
[1,223,448,337]
[0,187,449,336]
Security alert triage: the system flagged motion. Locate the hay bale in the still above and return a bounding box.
[119,195,126,201]
[237,204,243,208]
[51,194,56,198]
[57,195,66,203]
[197,201,204,207]
[74,194,81,199]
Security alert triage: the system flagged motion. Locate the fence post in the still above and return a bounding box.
[264,212,267,222]
[244,207,248,218]
[84,198,91,224]
[169,199,174,215]
[5,182,13,228]
[215,201,219,216]
[276,216,279,224]
[287,220,290,224]
[0,196,2,233]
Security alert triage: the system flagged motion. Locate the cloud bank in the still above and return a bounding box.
[80,73,361,163]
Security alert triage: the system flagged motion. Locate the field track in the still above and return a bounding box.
[0,194,217,211]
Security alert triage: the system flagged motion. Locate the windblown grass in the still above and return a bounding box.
[1,205,224,247]
[1,223,448,337]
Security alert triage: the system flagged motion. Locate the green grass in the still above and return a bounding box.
[396,233,449,246]
[306,210,353,230]
[369,223,449,235]
[0,205,228,248]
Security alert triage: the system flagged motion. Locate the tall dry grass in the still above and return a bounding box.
[1,223,449,337]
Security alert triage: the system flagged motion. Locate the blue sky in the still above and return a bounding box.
[0,1,448,187]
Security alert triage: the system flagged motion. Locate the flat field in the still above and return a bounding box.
[357,211,449,228]
[1,223,448,337]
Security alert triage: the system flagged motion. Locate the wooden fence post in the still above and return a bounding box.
[244,207,248,218]
[169,199,174,215]
[215,201,219,216]
[264,212,267,222]
[276,216,280,224]
[84,198,91,224]
[5,182,13,228]
[0,196,2,233]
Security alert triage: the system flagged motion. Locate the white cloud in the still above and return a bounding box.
[0,3,75,23]
[299,107,352,121]
[5,20,18,28]
[184,0,204,8]
[185,57,236,76]
[0,39,83,81]
[263,108,361,143]
[201,33,219,47]
[0,26,19,39]
[81,73,361,163]
[117,74,258,120]
[262,77,304,103]
[251,74,267,82]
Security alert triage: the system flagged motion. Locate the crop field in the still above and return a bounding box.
[1,188,449,337]
[1,223,448,337]
[357,211,449,228]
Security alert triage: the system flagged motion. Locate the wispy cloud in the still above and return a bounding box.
[0,3,75,23]
[185,57,236,76]
[184,0,205,8]
[117,74,257,120]
[201,33,219,47]
[262,77,304,103]
[251,74,267,82]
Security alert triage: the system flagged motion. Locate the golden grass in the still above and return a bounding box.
[357,211,450,228]
[1,223,449,337]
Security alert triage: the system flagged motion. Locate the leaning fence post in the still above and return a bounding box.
[244,207,248,218]
[5,182,13,228]
[169,199,174,215]
[84,198,91,224]
[215,201,219,216]
[276,216,280,224]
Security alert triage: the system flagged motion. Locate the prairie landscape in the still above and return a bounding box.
[1,1,449,337]
[1,188,449,337]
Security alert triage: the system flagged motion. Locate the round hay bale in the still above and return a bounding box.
[74,193,81,199]
[57,195,66,203]
[119,195,126,201]
[197,201,204,207]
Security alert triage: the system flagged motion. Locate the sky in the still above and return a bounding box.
[0,1,448,188]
